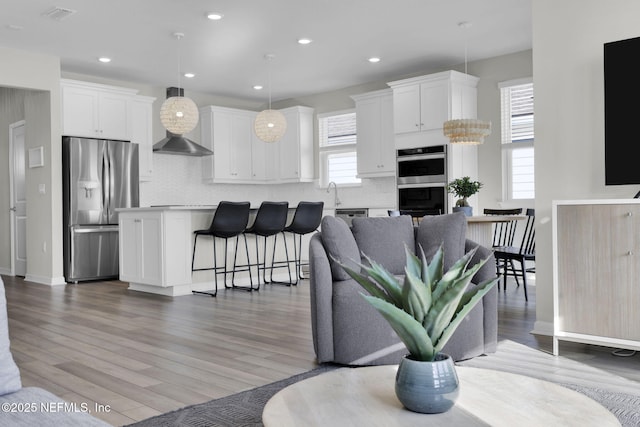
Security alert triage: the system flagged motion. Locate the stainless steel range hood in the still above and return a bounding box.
[152,87,213,157]
[153,134,212,156]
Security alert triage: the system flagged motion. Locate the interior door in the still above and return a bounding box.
[10,121,27,276]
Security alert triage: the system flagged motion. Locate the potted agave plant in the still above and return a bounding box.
[447,176,482,216]
[340,245,497,414]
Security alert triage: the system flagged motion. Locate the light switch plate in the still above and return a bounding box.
[38,183,46,194]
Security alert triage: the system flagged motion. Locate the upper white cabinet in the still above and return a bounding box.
[351,89,395,178]
[388,70,478,149]
[251,130,278,181]
[278,106,314,183]
[200,106,255,183]
[200,105,314,184]
[61,79,136,141]
[61,79,156,182]
[130,95,156,181]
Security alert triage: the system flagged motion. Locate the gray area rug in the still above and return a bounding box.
[126,364,339,427]
[561,383,640,427]
[126,363,640,427]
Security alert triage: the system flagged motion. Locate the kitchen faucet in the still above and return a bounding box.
[326,181,341,207]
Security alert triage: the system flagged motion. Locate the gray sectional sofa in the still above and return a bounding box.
[0,277,110,427]
[309,213,498,366]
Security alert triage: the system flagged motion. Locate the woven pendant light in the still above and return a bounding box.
[160,96,199,135]
[443,22,491,145]
[160,32,199,135]
[254,54,287,143]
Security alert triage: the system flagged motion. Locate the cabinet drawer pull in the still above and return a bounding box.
[628,212,633,217]
[627,251,633,256]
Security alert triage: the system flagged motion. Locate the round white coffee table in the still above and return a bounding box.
[262,366,620,427]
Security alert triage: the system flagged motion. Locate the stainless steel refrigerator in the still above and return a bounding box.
[62,136,139,282]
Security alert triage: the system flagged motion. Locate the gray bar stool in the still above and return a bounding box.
[235,201,290,290]
[191,201,251,297]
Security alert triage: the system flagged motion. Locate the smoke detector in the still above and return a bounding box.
[42,6,77,21]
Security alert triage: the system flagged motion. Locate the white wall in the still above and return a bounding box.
[0,47,62,284]
[532,0,640,332]
[471,50,533,212]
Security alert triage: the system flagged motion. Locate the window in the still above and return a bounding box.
[318,110,360,186]
[500,79,534,200]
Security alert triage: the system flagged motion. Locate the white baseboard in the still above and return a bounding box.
[0,267,11,276]
[532,320,554,336]
[127,272,295,297]
[24,274,67,286]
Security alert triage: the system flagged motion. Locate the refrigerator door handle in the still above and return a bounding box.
[72,225,119,234]
[102,149,110,219]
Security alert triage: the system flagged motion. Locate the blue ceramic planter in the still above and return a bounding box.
[395,353,459,414]
[452,206,473,217]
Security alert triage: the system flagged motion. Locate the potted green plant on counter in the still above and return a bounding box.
[339,245,497,414]
[447,176,482,216]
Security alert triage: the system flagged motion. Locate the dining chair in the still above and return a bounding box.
[484,208,523,248]
[483,208,522,278]
[493,208,535,301]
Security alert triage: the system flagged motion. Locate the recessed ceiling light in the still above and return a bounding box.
[368,57,381,63]
[253,85,263,90]
[297,38,312,45]
[184,72,195,78]
[206,12,223,20]
[98,57,111,63]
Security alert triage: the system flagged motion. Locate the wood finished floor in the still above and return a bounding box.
[3,273,640,426]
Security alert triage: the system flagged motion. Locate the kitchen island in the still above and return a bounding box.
[117,206,218,296]
[117,205,302,296]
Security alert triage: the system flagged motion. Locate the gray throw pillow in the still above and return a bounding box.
[416,212,467,270]
[0,277,22,396]
[320,216,360,280]
[351,216,415,275]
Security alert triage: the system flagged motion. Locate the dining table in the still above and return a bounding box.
[465,215,526,248]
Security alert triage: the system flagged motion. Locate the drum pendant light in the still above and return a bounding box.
[254,54,287,143]
[443,22,491,145]
[160,32,199,135]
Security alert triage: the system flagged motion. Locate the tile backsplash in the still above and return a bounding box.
[141,154,396,209]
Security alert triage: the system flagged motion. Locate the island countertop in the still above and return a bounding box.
[116,205,217,212]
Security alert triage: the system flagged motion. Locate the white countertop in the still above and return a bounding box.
[116,205,217,212]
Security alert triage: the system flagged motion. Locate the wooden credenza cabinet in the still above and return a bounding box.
[553,200,640,354]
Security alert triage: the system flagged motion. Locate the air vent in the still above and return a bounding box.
[43,6,77,21]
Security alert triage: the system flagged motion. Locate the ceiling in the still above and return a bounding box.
[1,0,532,102]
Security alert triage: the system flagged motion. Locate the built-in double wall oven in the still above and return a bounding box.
[396,145,447,216]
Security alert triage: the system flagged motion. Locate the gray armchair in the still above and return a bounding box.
[309,213,498,366]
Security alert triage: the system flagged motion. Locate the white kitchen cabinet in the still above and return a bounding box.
[61,79,136,140]
[200,106,254,183]
[388,70,478,149]
[130,95,155,181]
[201,104,314,184]
[119,210,191,287]
[351,89,395,178]
[553,200,640,355]
[251,130,278,181]
[278,106,314,182]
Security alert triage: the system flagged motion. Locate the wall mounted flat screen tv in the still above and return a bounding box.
[604,36,640,185]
